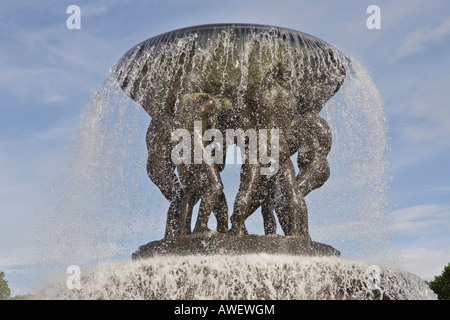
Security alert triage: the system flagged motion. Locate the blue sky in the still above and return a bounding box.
[1,0,450,296]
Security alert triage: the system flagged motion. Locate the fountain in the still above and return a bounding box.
[114,23,345,257]
[36,24,436,300]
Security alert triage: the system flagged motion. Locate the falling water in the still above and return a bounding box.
[308,59,392,262]
[38,255,435,300]
[35,24,431,299]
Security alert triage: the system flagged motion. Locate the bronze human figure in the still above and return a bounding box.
[174,93,230,235]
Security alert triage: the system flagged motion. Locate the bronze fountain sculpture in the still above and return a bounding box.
[35,23,436,301]
[113,23,346,257]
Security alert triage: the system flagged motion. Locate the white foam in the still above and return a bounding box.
[37,255,436,300]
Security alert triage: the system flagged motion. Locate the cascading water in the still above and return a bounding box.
[38,255,435,300]
[35,24,435,299]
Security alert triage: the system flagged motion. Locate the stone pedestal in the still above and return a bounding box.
[132,233,340,259]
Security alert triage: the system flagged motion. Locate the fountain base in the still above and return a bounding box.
[36,254,436,300]
[132,234,340,259]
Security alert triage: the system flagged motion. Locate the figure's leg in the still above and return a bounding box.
[262,199,277,234]
[177,163,198,236]
[257,177,277,235]
[146,120,184,238]
[212,146,229,233]
[213,192,229,233]
[232,139,278,235]
[273,199,291,235]
[272,173,298,236]
[239,175,275,234]
[193,163,224,234]
[279,160,300,235]
[297,197,309,238]
[229,163,261,235]
[276,182,309,238]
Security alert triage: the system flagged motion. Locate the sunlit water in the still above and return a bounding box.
[37,255,435,300]
[33,25,430,299]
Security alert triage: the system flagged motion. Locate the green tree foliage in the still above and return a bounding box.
[427,262,450,300]
[0,271,11,300]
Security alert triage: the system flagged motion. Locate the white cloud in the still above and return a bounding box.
[387,205,450,279]
[396,245,450,280]
[432,186,450,192]
[0,16,120,106]
[395,16,450,60]
[0,241,131,295]
[388,61,450,169]
[0,240,130,272]
[389,204,450,236]
[81,3,108,17]
[0,246,42,269]
[311,220,387,241]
